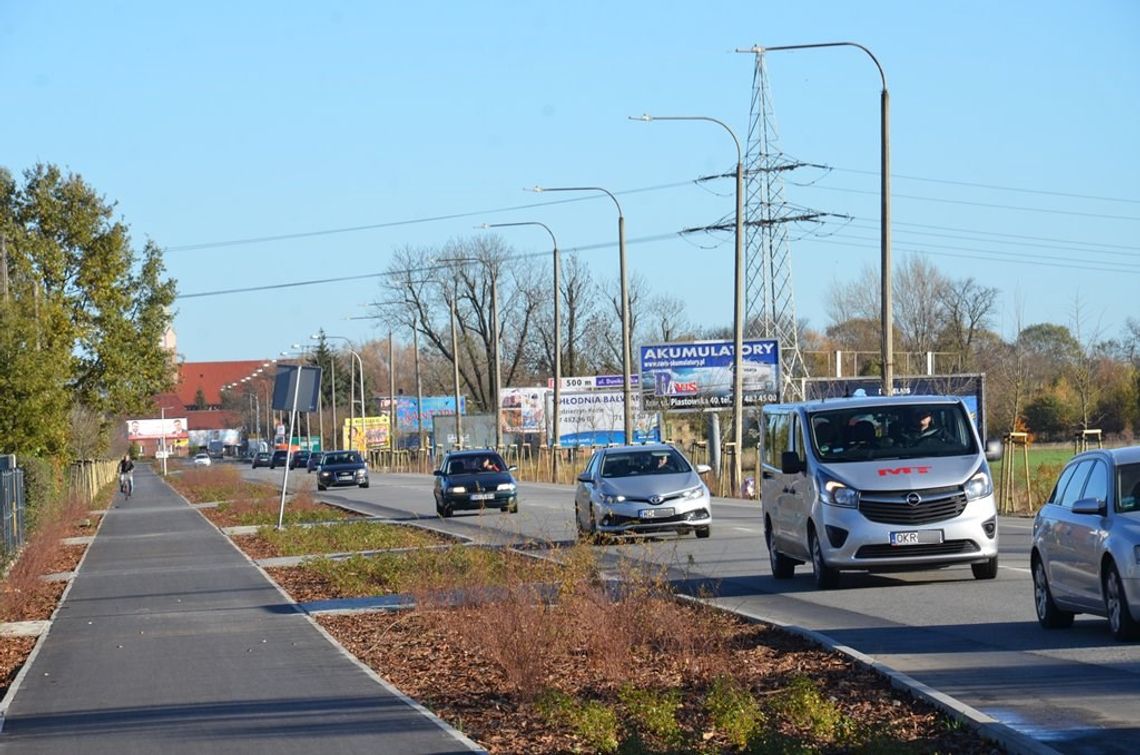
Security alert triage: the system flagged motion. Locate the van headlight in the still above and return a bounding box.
[819,476,858,508]
[964,471,992,500]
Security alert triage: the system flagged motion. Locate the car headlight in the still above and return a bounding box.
[602,494,626,505]
[818,476,858,508]
[449,486,466,494]
[497,483,516,492]
[356,469,367,478]
[682,486,705,500]
[964,470,993,500]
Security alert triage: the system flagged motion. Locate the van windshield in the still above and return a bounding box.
[807,403,978,462]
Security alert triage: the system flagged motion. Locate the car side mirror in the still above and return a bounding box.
[432,469,443,476]
[508,465,518,472]
[984,437,1003,462]
[780,451,804,475]
[1072,497,1105,515]
[577,472,592,483]
[695,464,712,475]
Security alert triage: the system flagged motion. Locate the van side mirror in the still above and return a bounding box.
[780,451,804,475]
[984,438,1003,462]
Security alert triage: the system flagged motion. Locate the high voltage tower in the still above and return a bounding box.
[744,51,816,400]
[682,53,831,401]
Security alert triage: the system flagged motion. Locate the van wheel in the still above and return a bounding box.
[809,529,840,590]
[695,526,710,539]
[972,556,999,580]
[1033,557,1073,629]
[767,525,795,579]
[1105,563,1140,641]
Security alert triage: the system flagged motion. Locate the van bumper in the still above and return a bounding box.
[815,496,999,570]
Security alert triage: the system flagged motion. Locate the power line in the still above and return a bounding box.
[844,220,1139,258]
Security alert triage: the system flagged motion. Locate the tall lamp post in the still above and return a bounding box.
[530,185,633,444]
[322,335,366,451]
[744,42,892,396]
[480,221,562,482]
[632,114,745,493]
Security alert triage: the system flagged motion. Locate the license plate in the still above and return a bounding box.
[889,530,943,545]
[337,473,353,479]
[640,507,675,519]
[470,492,494,501]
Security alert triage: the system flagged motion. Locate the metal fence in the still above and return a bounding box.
[0,468,26,556]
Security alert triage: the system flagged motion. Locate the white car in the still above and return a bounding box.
[192,452,212,467]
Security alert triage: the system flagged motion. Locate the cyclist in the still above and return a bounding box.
[118,453,135,498]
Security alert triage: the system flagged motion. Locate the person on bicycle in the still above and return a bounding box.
[118,454,135,496]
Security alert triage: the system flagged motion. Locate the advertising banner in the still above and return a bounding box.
[342,415,391,453]
[546,390,660,446]
[188,429,242,447]
[500,387,549,434]
[639,339,780,411]
[127,418,189,440]
[375,396,466,432]
[545,374,630,391]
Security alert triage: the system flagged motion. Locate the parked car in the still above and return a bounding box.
[192,452,212,467]
[1031,446,1140,641]
[574,443,710,540]
[289,450,311,470]
[433,450,518,517]
[760,396,1002,589]
[306,452,324,473]
[269,450,289,469]
[316,450,369,491]
[251,451,272,469]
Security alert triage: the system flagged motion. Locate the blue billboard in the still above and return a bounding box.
[639,339,780,411]
[376,396,466,432]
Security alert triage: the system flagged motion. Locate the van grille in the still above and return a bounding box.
[859,485,968,525]
[855,539,980,559]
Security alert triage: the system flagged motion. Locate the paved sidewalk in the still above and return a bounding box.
[0,467,482,754]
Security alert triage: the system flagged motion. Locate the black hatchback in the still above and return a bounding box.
[433,450,518,518]
[316,450,369,491]
[269,450,289,469]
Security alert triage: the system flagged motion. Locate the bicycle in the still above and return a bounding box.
[119,473,133,500]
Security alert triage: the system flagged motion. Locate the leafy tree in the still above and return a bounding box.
[1024,390,1076,440]
[0,164,176,458]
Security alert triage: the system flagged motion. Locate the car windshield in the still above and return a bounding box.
[324,452,360,465]
[1118,463,1140,514]
[808,403,978,462]
[601,450,690,478]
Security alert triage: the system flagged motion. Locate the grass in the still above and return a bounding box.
[253,520,453,557]
[989,444,1077,513]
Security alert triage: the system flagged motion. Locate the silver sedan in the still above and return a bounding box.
[1031,445,1140,641]
[574,444,712,540]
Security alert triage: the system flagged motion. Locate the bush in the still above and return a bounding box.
[21,456,64,530]
[705,675,765,748]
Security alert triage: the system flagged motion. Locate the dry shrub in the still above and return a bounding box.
[0,492,91,621]
[454,583,569,701]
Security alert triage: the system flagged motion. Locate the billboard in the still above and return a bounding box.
[342,415,391,453]
[500,387,549,434]
[374,396,466,432]
[127,418,188,440]
[639,339,780,411]
[546,374,630,391]
[188,429,242,447]
[546,390,660,446]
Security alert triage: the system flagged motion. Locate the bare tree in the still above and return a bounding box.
[825,264,879,325]
[939,276,999,366]
[892,255,949,353]
[646,292,691,343]
[1068,293,1105,431]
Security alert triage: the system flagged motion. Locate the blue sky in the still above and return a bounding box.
[2,1,1137,363]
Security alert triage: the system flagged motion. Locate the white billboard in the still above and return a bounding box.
[127,418,188,440]
[546,390,660,446]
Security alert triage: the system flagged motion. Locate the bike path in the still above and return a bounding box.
[0,466,482,754]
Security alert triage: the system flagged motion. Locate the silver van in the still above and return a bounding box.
[760,395,1002,589]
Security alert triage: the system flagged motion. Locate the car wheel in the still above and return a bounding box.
[695,526,710,539]
[502,500,518,514]
[767,523,796,579]
[438,504,453,519]
[1033,556,1074,629]
[587,504,603,544]
[1105,563,1140,641]
[972,556,999,580]
[360,481,369,488]
[317,484,326,491]
[809,528,840,590]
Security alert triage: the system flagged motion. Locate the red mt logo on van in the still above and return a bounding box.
[878,466,932,476]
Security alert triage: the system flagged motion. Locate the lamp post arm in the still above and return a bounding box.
[743,42,886,90]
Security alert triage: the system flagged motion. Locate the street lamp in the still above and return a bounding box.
[743,42,892,396]
[479,221,562,482]
[530,185,633,443]
[631,114,745,493]
[322,335,366,452]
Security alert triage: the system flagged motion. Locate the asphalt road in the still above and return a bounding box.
[256,463,1140,754]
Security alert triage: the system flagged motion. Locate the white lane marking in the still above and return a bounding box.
[733,526,762,534]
